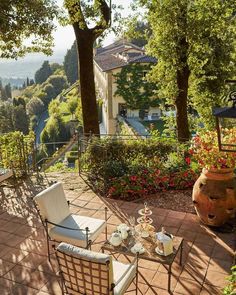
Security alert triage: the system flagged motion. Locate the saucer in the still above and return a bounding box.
[131,245,145,254]
[155,247,165,256]
[117,223,130,231]
[140,231,149,238]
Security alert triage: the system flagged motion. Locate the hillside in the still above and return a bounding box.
[0,51,66,82]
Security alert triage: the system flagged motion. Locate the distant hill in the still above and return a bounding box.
[0,50,66,85]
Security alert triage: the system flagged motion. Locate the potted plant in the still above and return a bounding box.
[190,128,236,226]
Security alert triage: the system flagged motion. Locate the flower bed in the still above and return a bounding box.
[108,168,198,201]
[80,137,199,200]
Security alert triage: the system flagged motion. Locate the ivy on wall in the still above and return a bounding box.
[114,63,160,110]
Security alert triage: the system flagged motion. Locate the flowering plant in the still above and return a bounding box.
[190,128,236,169]
[108,167,197,201]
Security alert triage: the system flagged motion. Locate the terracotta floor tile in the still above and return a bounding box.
[17,225,38,238]
[21,270,55,290]
[0,277,16,294]
[1,247,29,264]
[0,230,11,241]
[195,233,216,247]
[1,221,23,234]
[146,286,170,295]
[11,283,39,294]
[161,217,183,228]
[211,244,234,262]
[152,208,168,217]
[179,221,205,233]
[0,243,11,258]
[190,242,214,257]
[0,259,16,276]
[40,276,63,295]
[177,229,197,242]
[139,267,157,285]
[167,210,186,220]
[0,174,233,294]
[0,212,14,221]
[107,214,123,225]
[76,193,95,202]
[3,265,34,284]
[139,258,160,271]
[184,213,198,222]
[151,271,178,291]
[187,252,210,267]
[205,270,228,287]
[18,252,46,269]
[180,263,206,284]
[4,233,26,247]
[126,282,149,294]
[208,258,233,274]
[174,278,202,295]
[200,284,221,295]
[0,218,10,227]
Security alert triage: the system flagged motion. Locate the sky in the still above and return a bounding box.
[0,0,133,79]
[53,0,133,53]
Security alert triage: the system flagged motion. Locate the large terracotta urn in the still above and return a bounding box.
[192,168,236,226]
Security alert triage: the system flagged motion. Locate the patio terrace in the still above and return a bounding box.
[0,172,235,295]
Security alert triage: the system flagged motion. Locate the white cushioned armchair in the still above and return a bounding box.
[34,182,108,260]
[56,242,138,295]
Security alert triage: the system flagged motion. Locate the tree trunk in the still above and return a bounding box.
[74,28,100,135]
[175,65,190,143]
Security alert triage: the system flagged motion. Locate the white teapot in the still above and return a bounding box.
[119,228,128,240]
[109,232,122,247]
[155,227,173,256]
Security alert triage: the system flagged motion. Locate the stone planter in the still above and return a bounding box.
[192,168,236,226]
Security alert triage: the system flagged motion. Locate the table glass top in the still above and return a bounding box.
[102,232,183,265]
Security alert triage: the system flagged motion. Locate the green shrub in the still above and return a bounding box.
[222,266,236,295]
[80,136,199,199]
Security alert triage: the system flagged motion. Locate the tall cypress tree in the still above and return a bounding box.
[35,61,52,84]
[64,41,79,85]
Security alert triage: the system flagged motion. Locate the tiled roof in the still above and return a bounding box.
[129,55,157,64]
[94,41,156,72]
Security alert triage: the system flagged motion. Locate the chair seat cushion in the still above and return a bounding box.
[49,214,106,248]
[113,260,137,295]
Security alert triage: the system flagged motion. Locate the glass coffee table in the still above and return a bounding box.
[101,232,183,293]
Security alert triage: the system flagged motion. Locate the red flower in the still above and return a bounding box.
[185,157,191,165]
[130,175,138,181]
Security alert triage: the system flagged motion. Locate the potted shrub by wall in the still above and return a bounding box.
[191,128,236,227]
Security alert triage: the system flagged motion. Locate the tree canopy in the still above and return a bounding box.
[0,0,58,58]
[135,0,236,141]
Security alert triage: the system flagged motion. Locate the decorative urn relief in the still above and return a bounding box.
[192,168,236,226]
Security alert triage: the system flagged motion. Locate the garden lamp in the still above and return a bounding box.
[212,80,236,152]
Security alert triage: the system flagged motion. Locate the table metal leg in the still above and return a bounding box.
[180,240,183,266]
[168,264,172,293]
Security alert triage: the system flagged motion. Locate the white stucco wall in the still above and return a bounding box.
[94,58,162,134]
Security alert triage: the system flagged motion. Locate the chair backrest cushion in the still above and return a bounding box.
[56,242,113,295]
[34,182,70,225]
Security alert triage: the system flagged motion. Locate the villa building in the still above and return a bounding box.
[94,41,160,134]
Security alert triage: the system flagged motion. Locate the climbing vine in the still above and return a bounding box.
[114,63,160,110]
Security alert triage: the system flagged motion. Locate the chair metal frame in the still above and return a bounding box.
[34,198,108,261]
[55,246,138,295]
